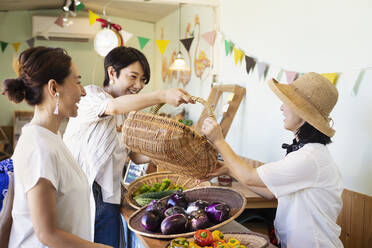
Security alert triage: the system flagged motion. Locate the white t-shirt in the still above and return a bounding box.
[257,143,343,248]
[63,84,127,205]
[9,125,92,248]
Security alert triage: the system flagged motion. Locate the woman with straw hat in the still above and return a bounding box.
[201,72,343,248]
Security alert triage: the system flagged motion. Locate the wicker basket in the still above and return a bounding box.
[127,186,246,239]
[122,97,218,179]
[125,172,211,210]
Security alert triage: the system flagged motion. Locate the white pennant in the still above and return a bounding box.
[120,30,133,45]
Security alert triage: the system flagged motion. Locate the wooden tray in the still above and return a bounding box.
[125,172,211,210]
[127,186,246,239]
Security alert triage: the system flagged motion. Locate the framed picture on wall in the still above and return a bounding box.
[13,111,34,150]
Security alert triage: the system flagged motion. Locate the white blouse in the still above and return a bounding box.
[9,125,92,247]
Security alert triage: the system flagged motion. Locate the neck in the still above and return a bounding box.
[103,85,117,98]
[30,105,63,134]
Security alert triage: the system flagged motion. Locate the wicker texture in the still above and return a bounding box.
[122,110,218,178]
[127,186,246,239]
[125,172,211,209]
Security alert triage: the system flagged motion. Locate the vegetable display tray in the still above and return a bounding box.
[127,186,246,239]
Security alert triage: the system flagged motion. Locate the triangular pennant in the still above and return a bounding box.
[201,30,216,46]
[245,55,256,74]
[321,73,339,86]
[26,38,35,48]
[224,40,232,56]
[352,70,365,96]
[54,15,64,28]
[233,48,244,65]
[155,40,169,55]
[1,41,8,53]
[137,36,150,50]
[277,69,284,81]
[229,42,234,55]
[12,42,21,52]
[256,62,268,80]
[285,70,298,84]
[180,37,194,52]
[76,2,85,12]
[121,30,133,45]
[89,10,100,26]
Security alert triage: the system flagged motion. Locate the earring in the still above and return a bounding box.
[110,79,115,85]
[53,92,60,115]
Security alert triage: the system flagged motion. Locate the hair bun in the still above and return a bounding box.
[2,78,26,103]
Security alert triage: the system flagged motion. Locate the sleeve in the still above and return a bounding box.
[20,147,59,193]
[256,151,318,198]
[76,85,112,123]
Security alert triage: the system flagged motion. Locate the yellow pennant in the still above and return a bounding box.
[12,42,21,52]
[321,73,339,86]
[233,47,244,65]
[89,10,100,26]
[155,40,169,55]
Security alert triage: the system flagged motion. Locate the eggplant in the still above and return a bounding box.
[164,206,186,217]
[185,200,209,215]
[160,214,188,235]
[188,210,211,231]
[205,202,231,223]
[141,210,163,232]
[146,200,166,215]
[166,189,188,209]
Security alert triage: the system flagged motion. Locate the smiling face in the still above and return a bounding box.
[58,62,86,118]
[280,103,305,133]
[108,61,147,97]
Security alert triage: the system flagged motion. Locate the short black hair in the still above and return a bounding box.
[296,122,332,145]
[103,46,150,87]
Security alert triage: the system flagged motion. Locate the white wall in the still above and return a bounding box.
[218,0,372,195]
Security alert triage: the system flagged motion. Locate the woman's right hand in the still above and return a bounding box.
[162,88,195,106]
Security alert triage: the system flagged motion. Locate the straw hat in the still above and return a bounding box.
[268,72,338,137]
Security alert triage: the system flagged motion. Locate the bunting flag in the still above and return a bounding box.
[277,69,284,81]
[1,41,8,52]
[26,38,35,48]
[224,40,232,56]
[202,30,216,47]
[155,40,169,55]
[121,30,133,45]
[55,15,64,28]
[256,62,268,80]
[285,70,298,84]
[89,10,100,25]
[76,2,85,12]
[12,42,21,52]
[137,36,150,50]
[180,37,194,52]
[321,73,339,86]
[352,70,365,96]
[245,55,255,74]
[233,47,244,65]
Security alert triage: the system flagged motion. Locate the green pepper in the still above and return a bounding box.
[170,237,189,248]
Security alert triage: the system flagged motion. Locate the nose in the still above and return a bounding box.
[80,85,86,96]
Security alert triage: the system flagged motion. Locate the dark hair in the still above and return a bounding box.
[103,46,150,87]
[296,122,332,145]
[2,46,71,105]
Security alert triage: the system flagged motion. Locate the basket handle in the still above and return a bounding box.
[151,96,214,117]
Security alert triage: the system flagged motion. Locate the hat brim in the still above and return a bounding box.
[268,78,335,137]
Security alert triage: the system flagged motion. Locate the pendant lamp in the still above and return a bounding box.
[169,4,190,72]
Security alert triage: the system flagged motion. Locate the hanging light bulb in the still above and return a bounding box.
[169,4,190,72]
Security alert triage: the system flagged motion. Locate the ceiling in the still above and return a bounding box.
[0,0,219,23]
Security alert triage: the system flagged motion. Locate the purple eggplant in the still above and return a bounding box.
[164,206,186,217]
[188,210,211,231]
[146,200,166,216]
[141,210,163,232]
[160,214,188,235]
[205,202,231,223]
[166,189,188,209]
[185,200,209,215]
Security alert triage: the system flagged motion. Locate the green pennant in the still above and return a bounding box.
[229,42,234,55]
[1,41,8,52]
[76,2,85,12]
[277,69,284,81]
[137,36,150,50]
[225,40,232,56]
[352,70,366,96]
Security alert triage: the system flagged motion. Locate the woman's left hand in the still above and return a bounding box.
[201,117,224,144]
[197,161,230,182]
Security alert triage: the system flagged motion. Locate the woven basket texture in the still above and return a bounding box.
[125,172,211,210]
[127,186,246,239]
[122,111,218,178]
